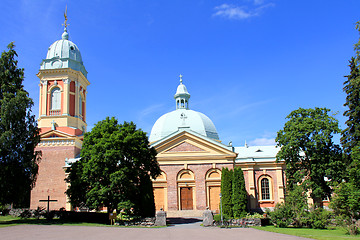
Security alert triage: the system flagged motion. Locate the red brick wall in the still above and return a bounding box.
[30,145,80,210]
[160,163,232,211]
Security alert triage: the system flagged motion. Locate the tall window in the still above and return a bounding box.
[51,87,61,110]
[261,178,270,200]
[79,95,82,116]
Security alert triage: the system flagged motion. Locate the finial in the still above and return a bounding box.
[245,140,248,148]
[179,74,183,84]
[63,5,69,28]
[61,5,69,40]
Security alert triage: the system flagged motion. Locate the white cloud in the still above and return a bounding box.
[213,2,274,20]
[138,104,165,118]
[249,137,275,146]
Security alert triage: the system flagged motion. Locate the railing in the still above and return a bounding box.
[49,110,61,116]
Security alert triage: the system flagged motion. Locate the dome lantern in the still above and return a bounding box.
[174,74,190,110]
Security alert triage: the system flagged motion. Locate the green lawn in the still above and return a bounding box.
[253,226,360,240]
[0,216,164,228]
[0,215,112,228]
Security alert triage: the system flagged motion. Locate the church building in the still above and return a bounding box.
[149,77,285,216]
[30,20,286,215]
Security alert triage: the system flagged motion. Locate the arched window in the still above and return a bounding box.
[181,99,185,108]
[261,178,270,200]
[51,87,61,110]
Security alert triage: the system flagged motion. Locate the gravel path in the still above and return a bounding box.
[0,224,314,240]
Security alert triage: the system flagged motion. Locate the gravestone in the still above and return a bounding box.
[202,208,214,226]
[155,209,167,226]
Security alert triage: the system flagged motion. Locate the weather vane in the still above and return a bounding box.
[63,5,69,28]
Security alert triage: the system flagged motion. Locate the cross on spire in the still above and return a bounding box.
[51,120,56,130]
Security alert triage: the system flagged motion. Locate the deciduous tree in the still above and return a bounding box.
[66,117,160,215]
[0,43,40,207]
[276,107,343,205]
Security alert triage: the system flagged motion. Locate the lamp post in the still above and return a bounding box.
[219,193,223,226]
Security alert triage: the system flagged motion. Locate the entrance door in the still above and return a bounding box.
[153,187,165,211]
[180,187,193,210]
[209,186,221,212]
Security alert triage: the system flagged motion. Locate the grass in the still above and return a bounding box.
[253,225,360,240]
[0,215,118,228]
[0,215,165,228]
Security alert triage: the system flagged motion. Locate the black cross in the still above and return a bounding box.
[39,196,58,214]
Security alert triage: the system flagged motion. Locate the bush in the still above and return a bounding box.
[308,208,330,229]
[19,209,32,219]
[0,204,10,216]
[269,203,294,228]
[214,214,230,222]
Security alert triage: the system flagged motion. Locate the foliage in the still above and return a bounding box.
[232,167,247,218]
[66,117,161,216]
[0,43,41,207]
[341,21,360,187]
[245,212,265,219]
[330,182,360,235]
[269,185,310,228]
[308,208,330,229]
[0,204,9,216]
[214,213,230,222]
[334,21,360,235]
[138,174,156,217]
[220,167,233,217]
[276,107,343,205]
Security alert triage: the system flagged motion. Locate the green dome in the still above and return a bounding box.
[40,28,87,77]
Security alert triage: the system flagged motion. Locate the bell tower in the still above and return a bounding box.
[30,11,90,210]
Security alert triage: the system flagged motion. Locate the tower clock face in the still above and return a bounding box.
[51,60,63,69]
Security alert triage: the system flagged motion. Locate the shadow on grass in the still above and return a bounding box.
[0,218,108,226]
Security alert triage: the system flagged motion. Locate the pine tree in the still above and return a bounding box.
[220,167,233,218]
[341,22,360,186]
[0,43,41,206]
[232,167,248,218]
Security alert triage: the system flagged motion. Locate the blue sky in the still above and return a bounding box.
[1,0,359,147]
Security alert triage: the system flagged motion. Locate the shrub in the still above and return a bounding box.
[214,213,230,222]
[19,209,32,219]
[0,204,10,216]
[269,203,293,228]
[232,167,247,218]
[221,168,233,218]
[308,208,330,229]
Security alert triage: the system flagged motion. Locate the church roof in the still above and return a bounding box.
[40,27,87,77]
[234,145,280,161]
[149,76,219,143]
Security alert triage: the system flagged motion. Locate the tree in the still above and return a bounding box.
[232,167,247,218]
[220,167,233,218]
[330,22,360,235]
[330,182,360,235]
[341,21,360,186]
[0,43,40,207]
[66,117,160,216]
[276,107,343,205]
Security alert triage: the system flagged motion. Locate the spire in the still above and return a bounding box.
[174,74,190,110]
[62,5,69,40]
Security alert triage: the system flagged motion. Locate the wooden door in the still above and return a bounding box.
[209,186,221,212]
[153,187,165,211]
[180,187,193,210]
